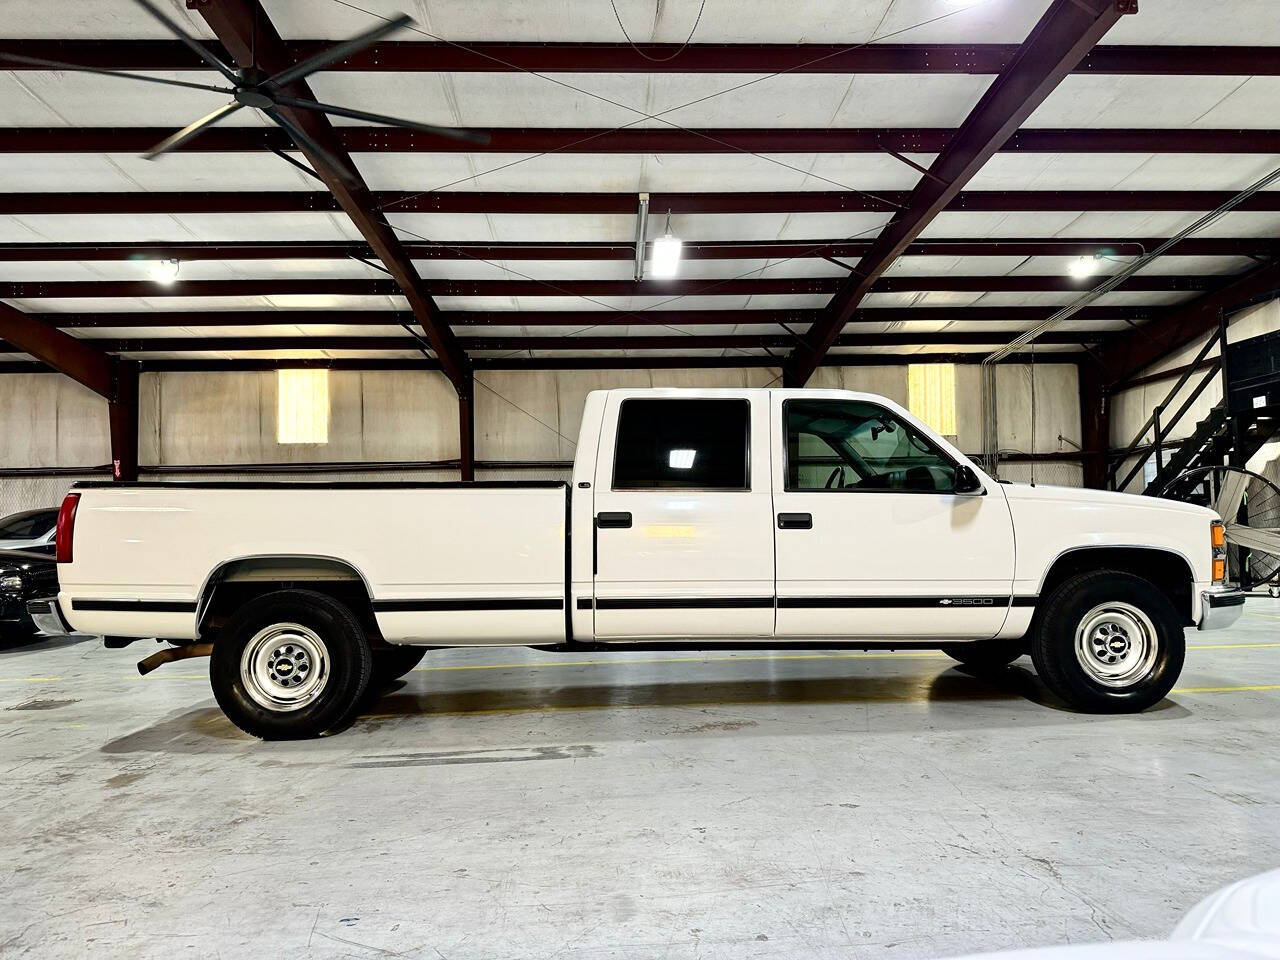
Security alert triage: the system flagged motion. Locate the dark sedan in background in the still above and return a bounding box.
[0,548,60,640]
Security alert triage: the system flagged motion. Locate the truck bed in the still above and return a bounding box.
[59,480,570,645]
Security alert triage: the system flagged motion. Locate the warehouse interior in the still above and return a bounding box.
[2,0,1279,957]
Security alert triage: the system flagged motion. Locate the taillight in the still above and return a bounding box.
[56,492,79,564]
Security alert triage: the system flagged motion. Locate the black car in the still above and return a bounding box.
[0,548,59,639]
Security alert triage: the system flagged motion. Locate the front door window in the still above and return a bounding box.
[785,398,959,493]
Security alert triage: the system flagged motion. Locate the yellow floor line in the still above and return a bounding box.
[1186,641,1280,650]
[1172,683,1280,694]
[400,641,1280,675]
[10,640,1279,686]
[356,682,1280,721]
[0,676,65,683]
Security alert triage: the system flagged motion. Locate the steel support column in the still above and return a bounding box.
[458,371,475,482]
[108,362,139,482]
[1079,360,1109,489]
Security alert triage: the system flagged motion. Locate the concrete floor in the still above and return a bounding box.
[2,604,1279,960]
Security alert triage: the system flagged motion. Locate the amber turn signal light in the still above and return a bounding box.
[1211,521,1225,550]
[1213,557,1227,582]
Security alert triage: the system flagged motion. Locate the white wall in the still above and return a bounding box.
[0,361,1083,492]
[138,370,461,465]
[1109,297,1280,491]
[0,373,109,468]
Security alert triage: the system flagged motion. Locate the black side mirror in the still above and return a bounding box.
[954,464,984,495]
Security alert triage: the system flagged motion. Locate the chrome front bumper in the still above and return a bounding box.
[26,597,72,636]
[1199,586,1246,631]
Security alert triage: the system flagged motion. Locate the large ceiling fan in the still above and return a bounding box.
[0,0,487,183]
[1160,464,1280,592]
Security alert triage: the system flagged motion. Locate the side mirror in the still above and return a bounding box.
[954,464,984,495]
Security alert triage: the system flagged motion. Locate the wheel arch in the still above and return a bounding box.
[1036,546,1196,625]
[196,554,381,642]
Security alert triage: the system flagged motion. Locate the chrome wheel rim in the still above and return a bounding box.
[240,622,330,712]
[1073,601,1159,688]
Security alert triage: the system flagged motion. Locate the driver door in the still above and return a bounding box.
[771,392,1015,639]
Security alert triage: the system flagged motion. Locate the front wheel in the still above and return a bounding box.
[1030,570,1184,713]
[210,589,372,740]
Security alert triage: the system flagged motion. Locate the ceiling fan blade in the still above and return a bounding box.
[1224,523,1280,556]
[0,52,235,95]
[1215,468,1250,521]
[265,108,359,186]
[265,13,412,91]
[143,101,243,160]
[273,95,490,145]
[131,0,241,83]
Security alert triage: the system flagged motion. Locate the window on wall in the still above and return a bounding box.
[908,363,957,437]
[277,369,330,444]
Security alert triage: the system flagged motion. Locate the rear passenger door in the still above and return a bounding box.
[590,392,775,639]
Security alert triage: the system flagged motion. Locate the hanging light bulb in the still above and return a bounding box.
[1068,254,1100,280]
[650,211,683,279]
[150,259,181,285]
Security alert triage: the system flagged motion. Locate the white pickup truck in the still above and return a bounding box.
[42,387,1244,739]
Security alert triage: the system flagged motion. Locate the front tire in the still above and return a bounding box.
[210,590,372,740]
[1031,570,1184,713]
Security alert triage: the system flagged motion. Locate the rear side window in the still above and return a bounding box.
[612,399,750,490]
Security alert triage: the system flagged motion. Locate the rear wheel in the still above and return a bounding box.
[370,645,427,688]
[210,589,372,740]
[942,639,1024,670]
[1030,570,1184,713]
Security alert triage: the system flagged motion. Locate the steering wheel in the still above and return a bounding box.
[825,466,845,489]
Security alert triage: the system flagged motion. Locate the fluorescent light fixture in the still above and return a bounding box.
[651,234,683,279]
[150,258,180,285]
[1068,255,1100,279]
[668,448,696,469]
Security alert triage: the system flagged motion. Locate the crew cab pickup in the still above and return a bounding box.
[48,388,1244,739]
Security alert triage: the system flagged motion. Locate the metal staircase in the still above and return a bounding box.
[1143,402,1279,496]
[1110,318,1280,496]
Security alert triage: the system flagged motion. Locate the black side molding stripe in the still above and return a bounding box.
[595,597,774,610]
[71,599,197,613]
[373,597,564,612]
[577,596,1038,610]
[778,595,1038,609]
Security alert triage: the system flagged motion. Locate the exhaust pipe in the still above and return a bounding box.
[137,642,214,676]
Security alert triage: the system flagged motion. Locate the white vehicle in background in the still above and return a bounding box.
[42,388,1244,739]
[948,868,1280,960]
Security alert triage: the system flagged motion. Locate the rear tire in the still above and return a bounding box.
[370,645,427,688]
[1030,570,1184,713]
[210,589,372,740]
[942,639,1024,670]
